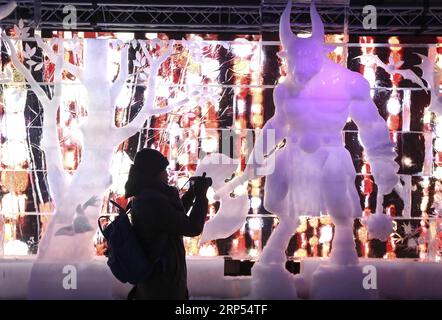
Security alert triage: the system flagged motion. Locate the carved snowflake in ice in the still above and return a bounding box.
[391,221,429,253]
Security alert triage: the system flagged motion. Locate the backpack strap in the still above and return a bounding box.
[97,200,129,239]
[109,199,127,215]
[97,215,109,237]
[101,199,170,273]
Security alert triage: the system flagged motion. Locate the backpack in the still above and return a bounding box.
[98,200,166,285]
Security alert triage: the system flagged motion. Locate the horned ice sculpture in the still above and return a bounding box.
[198,0,399,299]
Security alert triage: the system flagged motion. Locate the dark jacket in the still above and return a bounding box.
[127,181,208,300]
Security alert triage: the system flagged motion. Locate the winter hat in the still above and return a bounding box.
[133,148,169,177]
[124,148,169,198]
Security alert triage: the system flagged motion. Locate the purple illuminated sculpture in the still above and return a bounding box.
[199,0,399,299]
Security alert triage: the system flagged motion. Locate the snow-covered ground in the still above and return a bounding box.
[0,256,250,299]
[299,257,442,299]
[1,256,441,299]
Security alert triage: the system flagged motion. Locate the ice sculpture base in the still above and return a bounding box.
[187,256,250,299]
[250,262,298,299]
[309,263,378,300]
[0,256,249,299]
[3,256,442,299]
[28,261,115,299]
[299,257,442,300]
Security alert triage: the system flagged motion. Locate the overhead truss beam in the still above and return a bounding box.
[0,1,440,35]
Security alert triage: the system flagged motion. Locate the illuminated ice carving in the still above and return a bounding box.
[357,54,428,91]
[416,52,442,114]
[2,28,192,297]
[195,153,250,243]
[200,1,399,299]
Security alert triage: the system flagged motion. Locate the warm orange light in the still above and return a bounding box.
[388,37,401,52]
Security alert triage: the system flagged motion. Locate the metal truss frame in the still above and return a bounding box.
[0,1,440,35]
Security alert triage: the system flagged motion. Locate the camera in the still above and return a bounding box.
[189,172,212,187]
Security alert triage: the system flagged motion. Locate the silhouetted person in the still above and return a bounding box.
[125,149,210,300]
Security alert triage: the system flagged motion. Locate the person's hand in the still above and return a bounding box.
[192,173,212,198]
[181,186,196,205]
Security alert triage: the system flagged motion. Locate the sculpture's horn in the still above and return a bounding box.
[310,1,325,42]
[279,0,296,47]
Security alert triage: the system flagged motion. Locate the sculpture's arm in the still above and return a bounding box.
[244,106,288,178]
[349,77,399,194]
[214,84,288,199]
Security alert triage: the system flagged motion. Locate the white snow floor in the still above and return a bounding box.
[1,256,441,299]
[299,257,442,299]
[0,256,250,299]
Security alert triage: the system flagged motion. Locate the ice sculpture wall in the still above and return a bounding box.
[197,0,442,299]
[1,0,441,270]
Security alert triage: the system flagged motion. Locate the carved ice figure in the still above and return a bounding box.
[416,52,442,115]
[195,153,250,243]
[200,1,399,299]
[2,28,192,297]
[356,54,428,91]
